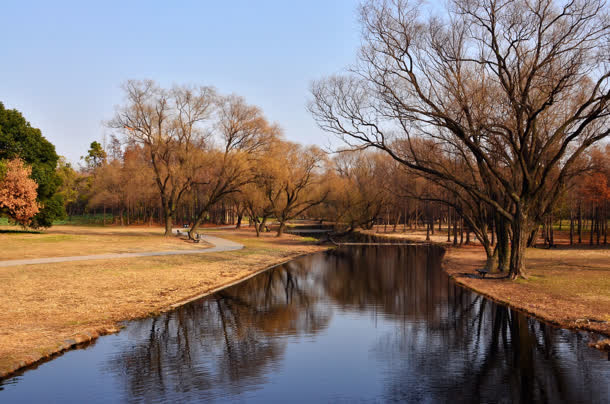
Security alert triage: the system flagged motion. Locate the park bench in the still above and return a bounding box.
[193,233,201,243]
[476,268,489,278]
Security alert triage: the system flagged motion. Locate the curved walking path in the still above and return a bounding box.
[0,234,244,268]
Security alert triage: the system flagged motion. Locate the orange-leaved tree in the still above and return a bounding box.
[0,158,40,226]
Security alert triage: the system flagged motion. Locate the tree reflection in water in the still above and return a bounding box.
[322,246,608,403]
[105,261,331,402]
[100,246,608,403]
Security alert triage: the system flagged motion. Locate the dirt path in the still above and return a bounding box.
[0,234,243,267]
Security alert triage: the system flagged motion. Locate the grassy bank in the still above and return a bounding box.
[443,245,610,336]
[0,226,327,378]
[360,227,610,339]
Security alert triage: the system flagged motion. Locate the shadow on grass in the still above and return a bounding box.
[0,229,42,234]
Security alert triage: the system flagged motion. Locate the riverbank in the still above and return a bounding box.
[359,228,610,341]
[0,226,328,379]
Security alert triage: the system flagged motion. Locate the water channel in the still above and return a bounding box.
[1,245,608,403]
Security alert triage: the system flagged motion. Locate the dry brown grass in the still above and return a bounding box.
[443,245,610,336]
[359,229,610,337]
[0,226,205,260]
[0,226,327,377]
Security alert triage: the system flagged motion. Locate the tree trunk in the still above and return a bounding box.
[549,215,554,247]
[484,243,496,271]
[164,211,173,236]
[447,209,452,242]
[578,203,582,243]
[452,211,458,246]
[596,207,601,245]
[393,211,401,232]
[260,216,268,233]
[276,221,286,237]
[602,203,608,244]
[589,204,594,245]
[459,219,464,246]
[527,227,540,247]
[384,211,388,233]
[188,210,207,240]
[496,216,509,272]
[509,210,530,279]
[490,217,495,246]
[542,218,547,246]
[251,216,261,237]
[569,209,574,245]
[235,212,243,229]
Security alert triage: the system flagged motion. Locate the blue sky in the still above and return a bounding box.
[0,1,361,163]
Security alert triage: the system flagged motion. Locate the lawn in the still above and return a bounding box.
[0,226,205,260]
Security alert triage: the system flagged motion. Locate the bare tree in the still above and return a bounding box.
[310,0,610,279]
[110,80,215,235]
[187,95,278,239]
[326,150,389,233]
[269,143,329,236]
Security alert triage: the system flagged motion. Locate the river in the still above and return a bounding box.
[1,245,608,403]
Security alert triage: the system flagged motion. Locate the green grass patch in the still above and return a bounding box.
[53,214,113,226]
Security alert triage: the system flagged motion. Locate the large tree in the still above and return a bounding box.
[110,80,216,236]
[0,102,64,227]
[264,142,329,236]
[187,95,277,239]
[324,150,389,233]
[310,0,610,279]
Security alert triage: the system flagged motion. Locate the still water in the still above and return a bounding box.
[1,246,609,403]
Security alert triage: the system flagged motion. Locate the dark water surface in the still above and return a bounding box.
[1,246,609,403]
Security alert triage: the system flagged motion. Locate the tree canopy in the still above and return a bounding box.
[0,102,64,227]
[0,158,40,226]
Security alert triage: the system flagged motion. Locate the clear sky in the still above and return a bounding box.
[0,1,361,164]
